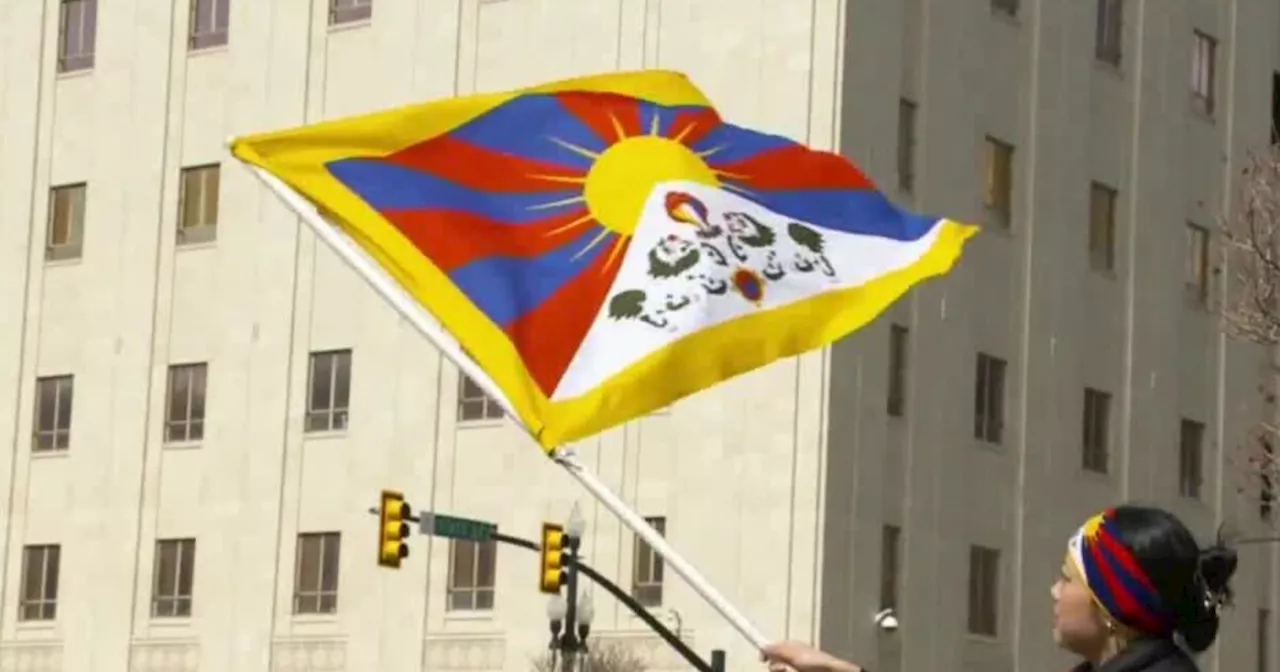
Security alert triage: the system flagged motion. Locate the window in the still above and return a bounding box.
[1082,388,1111,473]
[1095,0,1123,66]
[974,353,1006,444]
[164,364,207,444]
[897,100,917,193]
[306,350,351,432]
[152,539,196,618]
[991,0,1018,17]
[446,540,497,611]
[1191,31,1216,116]
[33,375,74,453]
[457,374,504,422]
[631,516,666,607]
[46,184,86,261]
[293,532,340,614]
[967,545,1000,636]
[1179,419,1204,499]
[189,0,229,49]
[887,324,908,417]
[177,165,220,245]
[57,0,96,73]
[19,545,60,621]
[984,137,1014,229]
[1185,223,1210,305]
[1088,182,1117,271]
[879,525,901,611]
[1261,608,1272,672]
[329,0,371,25]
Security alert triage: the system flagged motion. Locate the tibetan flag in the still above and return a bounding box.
[230,70,977,450]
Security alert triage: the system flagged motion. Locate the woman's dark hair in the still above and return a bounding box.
[1108,505,1238,653]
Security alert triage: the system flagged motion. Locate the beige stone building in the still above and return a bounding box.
[0,1,1278,671]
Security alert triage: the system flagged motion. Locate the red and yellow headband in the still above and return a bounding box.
[1067,509,1176,636]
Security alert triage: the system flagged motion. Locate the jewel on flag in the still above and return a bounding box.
[229,70,978,450]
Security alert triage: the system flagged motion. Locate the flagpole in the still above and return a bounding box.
[242,164,511,414]
[550,447,769,647]
[238,159,770,651]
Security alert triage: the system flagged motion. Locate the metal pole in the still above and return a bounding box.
[710,650,726,672]
[561,536,581,672]
[552,450,768,648]
[240,160,771,652]
[488,531,713,672]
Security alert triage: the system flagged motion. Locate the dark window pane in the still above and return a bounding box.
[62,3,82,59]
[215,0,230,29]
[462,376,483,399]
[194,0,213,35]
[180,171,203,227]
[83,0,97,54]
[44,547,59,601]
[156,543,177,598]
[309,356,332,411]
[476,542,495,587]
[451,541,476,587]
[178,541,196,597]
[57,379,73,431]
[332,353,351,408]
[203,168,221,224]
[168,369,191,424]
[37,381,56,433]
[297,537,320,593]
[321,535,341,591]
[21,550,43,603]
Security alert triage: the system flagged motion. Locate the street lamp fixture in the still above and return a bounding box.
[873,607,899,632]
[565,503,587,539]
[547,594,567,636]
[577,592,595,640]
[547,504,592,671]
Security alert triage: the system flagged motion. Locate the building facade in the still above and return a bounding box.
[0,1,1277,671]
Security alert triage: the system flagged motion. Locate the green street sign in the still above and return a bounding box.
[420,513,496,541]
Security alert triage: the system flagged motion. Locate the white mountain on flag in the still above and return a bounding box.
[605,192,840,331]
[551,181,941,401]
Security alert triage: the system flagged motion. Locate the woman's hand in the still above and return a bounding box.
[761,641,863,672]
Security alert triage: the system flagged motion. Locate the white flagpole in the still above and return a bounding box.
[240,164,511,414]
[550,448,769,647]
[238,159,770,650]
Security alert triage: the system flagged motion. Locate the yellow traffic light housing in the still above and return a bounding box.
[539,522,566,593]
[378,490,411,569]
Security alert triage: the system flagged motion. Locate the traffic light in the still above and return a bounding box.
[378,490,411,569]
[538,522,566,593]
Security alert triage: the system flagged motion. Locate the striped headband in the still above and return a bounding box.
[1067,509,1177,636]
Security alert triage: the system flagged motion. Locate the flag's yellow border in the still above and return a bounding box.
[230,69,979,451]
[537,219,977,447]
[230,70,713,449]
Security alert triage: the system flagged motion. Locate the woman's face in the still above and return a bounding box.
[1051,557,1110,655]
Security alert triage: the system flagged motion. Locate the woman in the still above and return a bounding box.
[762,505,1237,672]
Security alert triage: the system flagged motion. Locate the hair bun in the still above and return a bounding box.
[1197,545,1238,598]
[1175,544,1238,653]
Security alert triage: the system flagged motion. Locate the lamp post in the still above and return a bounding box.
[547,504,593,672]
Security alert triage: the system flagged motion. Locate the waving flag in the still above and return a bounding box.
[230,70,977,449]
